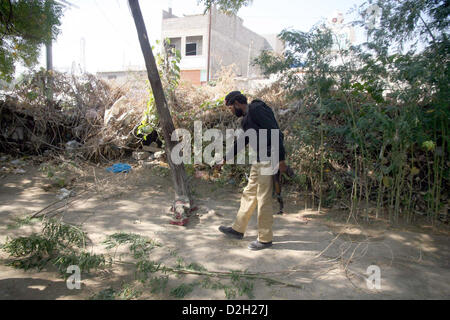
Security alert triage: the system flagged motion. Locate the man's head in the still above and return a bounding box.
[225,91,248,118]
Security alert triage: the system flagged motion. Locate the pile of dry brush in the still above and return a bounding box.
[0,68,288,163]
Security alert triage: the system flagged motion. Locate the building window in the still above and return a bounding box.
[168,37,181,53]
[186,43,197,56]
[185,36,203,56]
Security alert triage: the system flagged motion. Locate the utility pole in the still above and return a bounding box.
[80,37,86,73]
[45,40,53,102]
[128,0,192,218]
[207,7,212,82]
[45,0,79,101]
[46,0,80,72]
[247,40,253,78]
[46,41,53,72]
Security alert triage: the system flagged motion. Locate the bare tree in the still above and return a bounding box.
[128,0,191,209]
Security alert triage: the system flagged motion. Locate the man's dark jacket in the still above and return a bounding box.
[228,99,286,162]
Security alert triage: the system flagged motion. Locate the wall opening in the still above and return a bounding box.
[168,37,182,53]
[185,36,203,56]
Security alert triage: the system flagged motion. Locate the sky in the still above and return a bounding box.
[38,0,366,73]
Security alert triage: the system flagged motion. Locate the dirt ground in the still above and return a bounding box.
[0,155,449,300]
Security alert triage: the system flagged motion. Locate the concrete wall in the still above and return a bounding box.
[209,7,273,79]
[262,34,285,55]
[161,12,209,75]
[161,7,278,84]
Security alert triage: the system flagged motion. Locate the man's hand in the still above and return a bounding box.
[279,161,288,174]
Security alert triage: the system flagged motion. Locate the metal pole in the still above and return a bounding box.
[46,41,53,71]
[207,7,212,83]
[247,40,253,78]
[46,41,53,103]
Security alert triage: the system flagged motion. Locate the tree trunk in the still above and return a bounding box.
[128,0,191,205]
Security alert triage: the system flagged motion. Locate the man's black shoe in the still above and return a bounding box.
[219,226,244,240]
[248,240,273,251]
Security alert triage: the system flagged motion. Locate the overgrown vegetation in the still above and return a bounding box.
[0,70,118,159]
[254,0,449,224]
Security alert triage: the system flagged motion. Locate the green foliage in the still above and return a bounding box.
[42,218,86,248]
[135,259,162,281]
[3,225,261,300]
[170,282,196,298]
[229,270,254,299]
[7,215,42,229]
[90,288,116,300]
[2,234,55,257]
[148,276,169,294]
[103,232,160,260]
[1,218,105,273]
[198,0,252,14]
[199,271,255,300]
[254,0,449,222]
[136,85,158,139]
[199,96,226,110]
[116,283,142,300]
[90,284,143,300]
[185,262,207,272]
[149,165,170,177]
[0,0,63,81]
[356,0,449,51]
[52,251,106,276]
[137,38,182,142]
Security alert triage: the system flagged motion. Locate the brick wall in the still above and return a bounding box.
[181,70,201,86]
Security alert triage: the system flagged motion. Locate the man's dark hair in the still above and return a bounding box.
[225,91,248,106]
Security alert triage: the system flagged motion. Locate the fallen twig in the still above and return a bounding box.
[163,267,306,289]
[31,187,92,219]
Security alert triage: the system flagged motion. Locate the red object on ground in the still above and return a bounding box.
[169,201,197,226]
[170,218,189,226]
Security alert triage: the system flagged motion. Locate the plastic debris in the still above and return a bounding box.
[154,151,165,159]
[57,188,75,200]
[10,159,23,166]
[106,163,132,173]
[132,151,151,161]
[66,140,82,151]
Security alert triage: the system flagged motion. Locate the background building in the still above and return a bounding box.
[161,6,284,85]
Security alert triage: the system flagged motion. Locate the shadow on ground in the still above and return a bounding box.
[0,160,449,300]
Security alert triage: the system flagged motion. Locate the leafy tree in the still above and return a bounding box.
[0,0,63,81]
[198,0,252,14]
[254,0,449,223]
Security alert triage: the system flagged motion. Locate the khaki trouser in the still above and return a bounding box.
[232,162,274,243]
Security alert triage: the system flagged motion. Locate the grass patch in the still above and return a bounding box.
[90,288,116,300]
[7,215,42,230]
[1,218,104,274]
[170,283,197,298]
